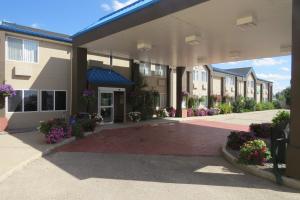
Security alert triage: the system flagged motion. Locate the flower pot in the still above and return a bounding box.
[180,109,188,118]
[0,117,8,132]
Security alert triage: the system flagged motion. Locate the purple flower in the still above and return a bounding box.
[82,89,95,97]
[0,84,16,97]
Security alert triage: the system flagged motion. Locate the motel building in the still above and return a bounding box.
[0,0,299,179]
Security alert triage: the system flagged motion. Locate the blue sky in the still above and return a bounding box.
[0,0,291,93]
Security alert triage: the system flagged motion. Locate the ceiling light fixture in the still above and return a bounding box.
[236,15,257,30]
[137,42,152,52]
[229,51,241,60]
[185,35,202,46]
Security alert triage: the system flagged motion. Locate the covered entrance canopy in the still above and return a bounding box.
[72,0,300,180]
[73,0,291,66]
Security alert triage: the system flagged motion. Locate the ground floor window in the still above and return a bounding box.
[41,90,67,111]
[7,89,66,113]
[7,90,38,112]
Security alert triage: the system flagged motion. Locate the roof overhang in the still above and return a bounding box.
[74,0,292,67]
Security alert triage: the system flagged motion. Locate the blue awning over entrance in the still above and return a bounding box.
[87,67,134,85]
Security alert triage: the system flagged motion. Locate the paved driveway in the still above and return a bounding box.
[57,120,248,156]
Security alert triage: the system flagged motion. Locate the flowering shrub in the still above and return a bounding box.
[128,112,142,122]
[194,108,207,116]
[207,108,220,116]
[250,123,272,138]
[45,127,72,144]
[78,119,97,132]
[156,108,169,118]
[39,118,67,135]
[227,131,256,150]
[167,107,176,117]
[239,139,271,165]
[91,113,103,123]
[0,84,16,97]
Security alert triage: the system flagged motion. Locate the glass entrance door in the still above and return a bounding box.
[99,91,114,123]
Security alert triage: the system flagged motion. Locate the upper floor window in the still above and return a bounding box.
[139,63,151,76]
[6,37,38,63]
[139,63,166,77]
[193,70,207,82]
[248,80,254,88]
[225,76,234,87]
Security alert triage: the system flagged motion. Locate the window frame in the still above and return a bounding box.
[6,89,39,113]
[5,36,39,64]
[40,90,67,112]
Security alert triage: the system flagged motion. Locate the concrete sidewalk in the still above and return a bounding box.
[0,131,75,182]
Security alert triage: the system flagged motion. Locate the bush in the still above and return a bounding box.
[232,96,245,113]
[39,118,67,135]
[227,131,256,150]
[255,103,264,111]
[239,140,271,165]
[272,111,290,128]
[207,108,220,116]
[78,119,97,132]
[167,107,176,117]
[72,123,84,139]
[244,98,256,111]
[249,123,272,138]
[218,103,232,114]
[128,112,142,122]
[156,108,169,118]
[263,102,275,110]
[46,127,72,144]
[194,108,207,116]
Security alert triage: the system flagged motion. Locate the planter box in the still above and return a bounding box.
[180,109,188,118]
[0,117,8,132]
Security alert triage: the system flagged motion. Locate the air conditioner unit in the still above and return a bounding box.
[14,66,32,77]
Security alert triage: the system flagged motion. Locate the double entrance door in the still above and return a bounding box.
[98,87,126,124]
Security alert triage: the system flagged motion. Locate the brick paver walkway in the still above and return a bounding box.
[57,120,249,156]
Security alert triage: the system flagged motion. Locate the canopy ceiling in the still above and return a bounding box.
[78,0,292,67]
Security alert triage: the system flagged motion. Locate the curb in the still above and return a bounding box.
[221,144,300,190]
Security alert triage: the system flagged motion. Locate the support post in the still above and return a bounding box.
[166,66,171,108]
[71,47,87,115]
[286,0,300,180]
[176,67,185,117]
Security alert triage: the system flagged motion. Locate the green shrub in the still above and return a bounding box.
[39,118,67,135]
[232,96,245,113]
[244,98,256,111]
[78,119,97,132]
[239,139,271,165]
[72,123,84,138]
[218,103,232,114]
[255,103,263,111]
[262,102,275,110]
[272,111,290,128]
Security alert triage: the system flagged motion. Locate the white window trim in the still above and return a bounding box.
[40,90,68,112]
[5,36,39,64]
[6,89,39,113]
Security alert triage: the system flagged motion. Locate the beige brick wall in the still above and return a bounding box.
[191,66,209,98]
[212,77,221,95]
[246,74,255,99]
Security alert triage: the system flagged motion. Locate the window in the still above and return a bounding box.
[248,80,254,88]
[139,63,151,76]
[41,90,67,111]
[160,94,167,108]
[6,37,38,63]
[201,71,208,82]
[226,76,234,87]
[7,90,38,112]
[154,65,166,77]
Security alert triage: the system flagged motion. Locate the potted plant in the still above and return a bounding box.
[0,84,16,109]
[128,112,142,122]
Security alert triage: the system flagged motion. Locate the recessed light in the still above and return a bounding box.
[137,42,152,51]
[236,15,257,30]
[185,35,202,46]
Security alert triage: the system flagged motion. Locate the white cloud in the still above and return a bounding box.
[112,0,137,11]
[280,67,290,72]
[101,3,112,11]
[257,73,291,81]
[31,23,39,28]
[252,58,285,67]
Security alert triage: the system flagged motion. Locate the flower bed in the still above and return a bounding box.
[250,123,272,138]
[227,131,256,150]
